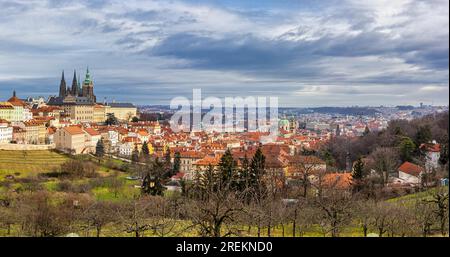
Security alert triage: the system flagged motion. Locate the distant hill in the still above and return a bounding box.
[309,107,379,116]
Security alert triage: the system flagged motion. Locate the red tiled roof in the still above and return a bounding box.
[194,154,222,166]
[122,136,141,143]
[398,161,424,177]
[84,128,101,136]
[322,173,352,189]
[63,126,85,135]
[179,151,206,159]
[0,102,14,109]
[420,143,441,153]
[7,96,27,107]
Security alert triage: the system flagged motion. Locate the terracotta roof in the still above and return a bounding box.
[398,162,424,177]
[137,130,149,136]
[179,151,206,159]
[47,127,57,135]
[7,96,27,107]
[0,102,14,109]
[84,127,101,136]
[420,143,441,153]
[122,136,141,143]
[24,120,46,126]
[288,155,326,165]
[63,126,85,136]
[172,172,185,180]
[194,154,222,166]
[322,173,352,189]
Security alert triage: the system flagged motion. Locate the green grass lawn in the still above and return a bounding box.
[387,186,448,206]
[0,150,69,179]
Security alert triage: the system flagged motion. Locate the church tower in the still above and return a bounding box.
[59,71,67,97]
[71,70,79,96]
[82,67,96,102]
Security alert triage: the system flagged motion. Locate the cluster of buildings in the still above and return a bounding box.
[1,70,446,190]
[0,69,137,146]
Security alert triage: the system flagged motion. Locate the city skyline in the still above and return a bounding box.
[0,0,448,107]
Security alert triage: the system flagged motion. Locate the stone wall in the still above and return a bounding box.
[0,143,55,151]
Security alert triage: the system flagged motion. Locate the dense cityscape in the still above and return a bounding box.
[0,71,448,238]
[0,0,448,248]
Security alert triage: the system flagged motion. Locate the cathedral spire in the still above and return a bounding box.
[59,70,67,97]
[71,70,79,96]
[84,66,91,84]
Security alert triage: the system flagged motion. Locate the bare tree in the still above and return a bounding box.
[117,196,153,237]
[16,191,73,237]
[290,155,326,198]
[82,200,118,237]
[370,201,395,237]
[424,186,449,236]
[314,189,354,237]
[354,200,375,237]
[290,199,315,237]
[147,196,181,237]
[413,200,435,237]
[185,188,244,237]
[369,147,399,186]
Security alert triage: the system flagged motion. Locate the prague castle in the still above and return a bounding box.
[49,68,96,105]
[48,68,136,123]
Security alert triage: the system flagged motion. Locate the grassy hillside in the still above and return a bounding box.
[387,186,448,205]
[0,150,69,179]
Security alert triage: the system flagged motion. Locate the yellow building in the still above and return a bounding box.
[93,104,110,123]
[22,121,41,144]
[54,126,87,154]
[64,104,94,123]
[7,91,26,122]
[0,102,14,121]
[107,103,137,121]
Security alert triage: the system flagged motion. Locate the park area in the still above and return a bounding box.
[0,150,448,237]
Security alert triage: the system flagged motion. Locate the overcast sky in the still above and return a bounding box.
[0,0,448,107]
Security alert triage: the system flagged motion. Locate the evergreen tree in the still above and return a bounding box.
[392,126,403,136]
[321,149,335,167]
[141,173,165,196]
[141,141,150,157]
[351,157,365,193]
[131,116,139,122]
[95,137,105,158]
[164,147,171,164]
[249,147,266,193]
[131,145,140,163]
[439,135,448,166]
[398,136,416,162]
[218,149,236,188]
[105,113,118,125]
[415,125,432,146]
[352,157,364,180]
[201,164,218,197]
[240,154,250,191]
[173,152,181,175]
[363,126,370,136]
[336,125,341,136]
[163,147,172,176]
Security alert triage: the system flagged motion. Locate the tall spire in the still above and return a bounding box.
[78,73,82,94]
[71,70,78,96]
[13,90,16,98]
[84,66,91,84]
[59,70,67,97]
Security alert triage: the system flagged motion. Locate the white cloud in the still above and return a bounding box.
[0,0,448,106]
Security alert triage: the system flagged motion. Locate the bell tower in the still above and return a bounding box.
[82,67,96,102]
